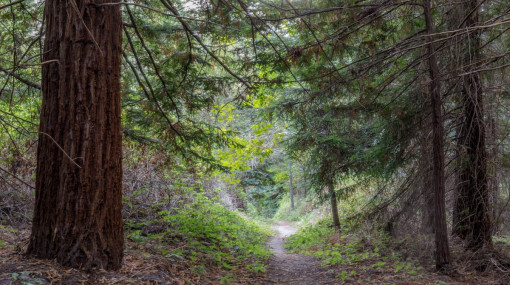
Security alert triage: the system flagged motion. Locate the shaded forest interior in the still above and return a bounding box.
[1,0,510,283]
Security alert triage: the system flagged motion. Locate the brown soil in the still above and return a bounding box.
[265,221,338,284]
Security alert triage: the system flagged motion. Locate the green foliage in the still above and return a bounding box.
[284,218,423,277]
[283,219,334,253]
[126,193,271,273]
[161,193,270,260]
[272,193,317,223]
[337,270,357,281]
[1,0,508,282]
[8,271,46,285]
[241,165,285,217]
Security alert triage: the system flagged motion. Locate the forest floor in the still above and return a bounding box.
[263,221,510,284]
[265,221,337,284]
[0,225,264,284]
[1,223,510,284]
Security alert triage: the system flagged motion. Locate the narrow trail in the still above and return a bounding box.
[265,221,338,284]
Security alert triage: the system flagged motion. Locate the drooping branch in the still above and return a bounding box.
[0,65,41,90]
[159,0,253,89]
[0,0,24,11]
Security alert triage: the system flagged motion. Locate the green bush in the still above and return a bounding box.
[132,193,271,272]
[283,219,334,253]
[284,219,380,266]
[284,218,423,278]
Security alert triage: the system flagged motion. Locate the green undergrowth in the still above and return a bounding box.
[125,193,271,280]
[284,219,425,281]
[247,202,277,225]
[272,193,324,225]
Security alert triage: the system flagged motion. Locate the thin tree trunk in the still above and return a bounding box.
[329,181,341,230]
[302,164,307,197]
[289,161,295,210]
[27,0,124,270]
[424,0,450,270]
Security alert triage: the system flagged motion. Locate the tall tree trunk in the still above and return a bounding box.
[420,133,434,234]
[27,0,124,270]
[289,160,295,210]
[452,0,492,250]
[424,0,450,270]
[328,181,341,230]
[418,65,434,234]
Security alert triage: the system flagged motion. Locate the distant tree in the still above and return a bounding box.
[27,0,124,270]
[289,160,295,210]
[328,180,341,230]
[286,108,346,230]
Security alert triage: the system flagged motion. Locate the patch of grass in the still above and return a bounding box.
[283,219,334,253]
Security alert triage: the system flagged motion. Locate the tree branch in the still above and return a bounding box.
[0,0,24,11]
[0,65,41,90]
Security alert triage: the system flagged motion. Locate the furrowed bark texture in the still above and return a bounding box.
[452,0,492,249]
[27,0,124,270]
[424,0,450,270]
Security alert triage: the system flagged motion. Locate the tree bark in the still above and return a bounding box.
[424,0,450,270]
[27,0,124,270]
[302,164,307,197]
[486,86,500,235]
[420,133,434,234]
[417,64,434,234]
[289,161,295,210]
[452,0,492,250]
[328,181,341,230]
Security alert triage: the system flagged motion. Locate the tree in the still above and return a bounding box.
[261,0,454,268]
[328,180,341,230]
[289,160,295,210]
[27,0,124,270]
[286,109,346,230]
[452,0,492,250]
[423,0,450,270]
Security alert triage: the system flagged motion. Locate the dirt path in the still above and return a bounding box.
[265,221,338,284]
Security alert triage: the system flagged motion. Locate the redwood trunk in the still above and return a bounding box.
[424,0,450,270]
[27,0,124,270]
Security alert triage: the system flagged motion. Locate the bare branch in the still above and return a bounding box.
[0,64,41,90]
[0,0,24,11]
